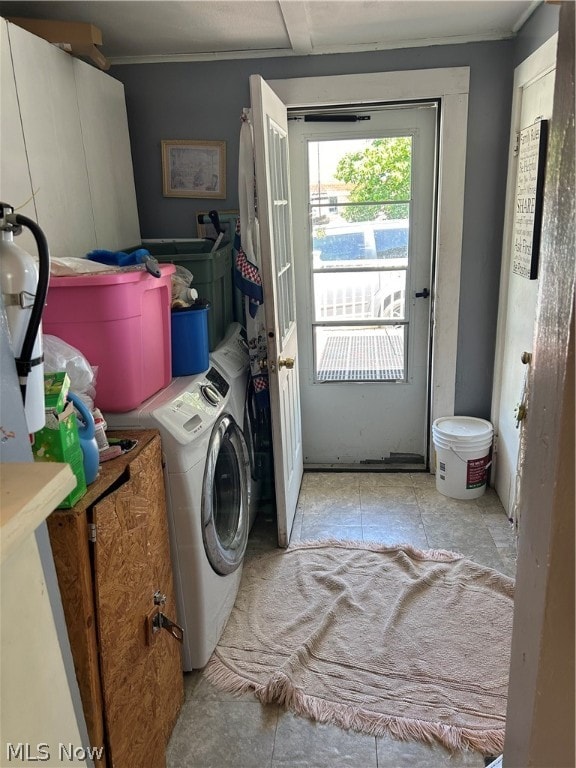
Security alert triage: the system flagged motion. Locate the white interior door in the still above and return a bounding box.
[289,105,437,466]
[492,50,556,514]
[250,74,303,547]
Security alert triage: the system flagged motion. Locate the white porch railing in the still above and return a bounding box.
[314,271,405,320]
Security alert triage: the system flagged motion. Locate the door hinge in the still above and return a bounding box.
[513,131,521,157]
[88,522,97,543]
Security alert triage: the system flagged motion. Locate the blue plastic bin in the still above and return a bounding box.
[171,306,210,376]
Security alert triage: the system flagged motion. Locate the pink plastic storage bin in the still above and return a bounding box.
[43,265,175,412]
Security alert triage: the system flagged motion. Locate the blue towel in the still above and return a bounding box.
[86,248,161,277]
[86,248,150,267]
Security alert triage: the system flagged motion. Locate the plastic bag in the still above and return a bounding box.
[171,265,198,308]
[43,334,97,411]
[50,256,115,276]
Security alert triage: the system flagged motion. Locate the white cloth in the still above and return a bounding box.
[238,109,268,405]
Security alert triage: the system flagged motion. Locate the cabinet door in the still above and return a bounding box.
[73,59,141,251]
[92,436,183,768]
[7,22,97,259]
[0,20,36,256]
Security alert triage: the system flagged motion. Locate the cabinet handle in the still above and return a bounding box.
[151,611,184,644]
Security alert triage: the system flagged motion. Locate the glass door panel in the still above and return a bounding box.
[315,325,406,382]
[313,270,407,321]
[308,135,413,383]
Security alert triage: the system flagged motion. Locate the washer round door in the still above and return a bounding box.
[202,414,250,575]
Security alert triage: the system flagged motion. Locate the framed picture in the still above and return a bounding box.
[197,210,239,242]
[161,139,226,198]
[512,119,548,280]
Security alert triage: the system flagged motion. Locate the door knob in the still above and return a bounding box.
[278,357,295,369]
[415,288,430,299]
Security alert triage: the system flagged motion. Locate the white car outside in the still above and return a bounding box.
[312,220,408,320]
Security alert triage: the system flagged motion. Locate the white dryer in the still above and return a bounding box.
[105,366,250,670]
[210,323,262,527]
[209,322,249,426]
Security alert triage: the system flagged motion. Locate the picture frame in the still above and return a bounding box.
[161,139,226,198]
[197,210,239,242]
[512,119,548,280]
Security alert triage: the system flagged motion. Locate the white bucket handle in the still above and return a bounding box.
[447,444,492,468]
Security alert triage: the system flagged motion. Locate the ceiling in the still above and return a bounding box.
[0,0,540,65]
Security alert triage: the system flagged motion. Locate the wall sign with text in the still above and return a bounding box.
[512,119,549,280]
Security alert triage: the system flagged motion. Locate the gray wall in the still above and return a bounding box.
[112,5,558,418]
[514,1,560,66]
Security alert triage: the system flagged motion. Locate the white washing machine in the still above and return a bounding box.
[210,323,262,527]
[209,323,249,427]
[104,366,250,670]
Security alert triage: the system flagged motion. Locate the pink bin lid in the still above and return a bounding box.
[49,263,175,287]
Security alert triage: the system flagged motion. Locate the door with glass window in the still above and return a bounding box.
[289,105,437,466]
[250,74,303,545]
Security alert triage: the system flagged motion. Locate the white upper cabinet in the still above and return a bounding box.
[73,59,141,250]
[1,19,141,258]
[0,19,37,256]
[7,22,96,259]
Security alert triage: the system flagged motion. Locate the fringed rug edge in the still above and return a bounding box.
[204,654,505,756]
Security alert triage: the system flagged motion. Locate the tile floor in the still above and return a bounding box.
[167,472,516,768]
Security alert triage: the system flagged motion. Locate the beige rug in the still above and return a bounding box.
[206,540,514,755]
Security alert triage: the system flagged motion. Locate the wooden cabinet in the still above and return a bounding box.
[47,430,183,768]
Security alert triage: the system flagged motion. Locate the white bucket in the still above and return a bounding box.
[432,416,493,500]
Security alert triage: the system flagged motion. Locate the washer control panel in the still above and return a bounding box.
[149,367,231,445]
[104,366,233,449]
